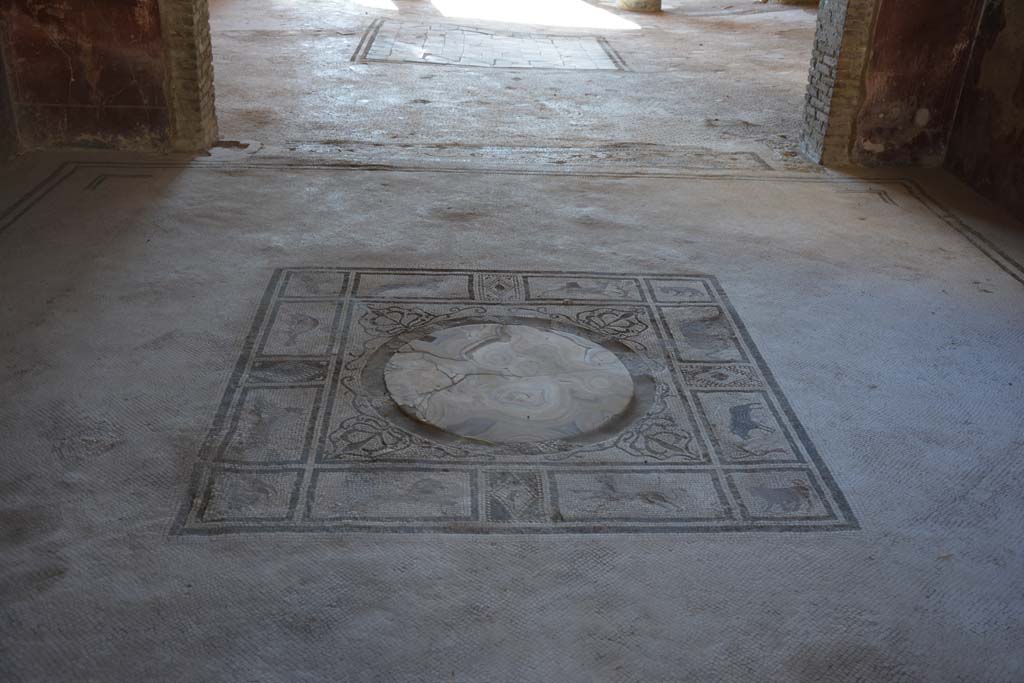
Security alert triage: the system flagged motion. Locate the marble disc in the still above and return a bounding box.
[383,323,635,444]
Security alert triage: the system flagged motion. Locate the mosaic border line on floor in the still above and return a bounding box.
[274,141,773,171]
[171,268,858,535]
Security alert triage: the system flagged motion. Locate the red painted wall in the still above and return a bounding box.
[852,0,984,165]
[0,0,170,149]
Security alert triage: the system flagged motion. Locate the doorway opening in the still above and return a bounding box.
[205,0,821,170]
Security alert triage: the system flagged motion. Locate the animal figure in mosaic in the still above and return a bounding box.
[737,444,790,460]
[728,402,775,440]
[748,479,812,513]
[661,285,706,299]
[237,394,304,449]
[576,475,685,512]
[284,312,320,347]
[224,473,278,509]
[542,279,634,299]
[677,311,733,354]
[238,396,271,447]
[406,477,450,497]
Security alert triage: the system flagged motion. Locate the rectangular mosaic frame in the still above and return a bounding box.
[174,268,857,535]
[351,19,628,71]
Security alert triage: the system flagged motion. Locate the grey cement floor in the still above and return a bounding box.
[1,150,1022,680]
[3,0,1024,680]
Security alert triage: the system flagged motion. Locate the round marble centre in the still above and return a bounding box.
[383,324,635,444]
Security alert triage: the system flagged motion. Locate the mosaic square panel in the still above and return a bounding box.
[726,468,835,521]
[217,386,321,463]
[647,278,714,303]
[259,301,342,356]
[550,470,731,522]
[354,20,627,71]
[199,467,303,523]
[694,391,801,464]
[175,269,857,534]
[307,468,476,522]
[355,272,472,299]
[485,471,547,522]
[660,305,746,362]
[524,275,644,302]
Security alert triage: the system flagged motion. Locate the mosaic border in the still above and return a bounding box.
[171,268,859,535]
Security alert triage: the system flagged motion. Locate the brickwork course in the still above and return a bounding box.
[800,0,879,164]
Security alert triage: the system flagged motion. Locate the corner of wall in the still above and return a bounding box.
[158,0,218,151]
[800,0,880,167]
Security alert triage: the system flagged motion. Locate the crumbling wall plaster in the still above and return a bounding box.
[0,0,171,150]
[946,0,1024,222]
[0,0,215,152]
[850,0,985,166]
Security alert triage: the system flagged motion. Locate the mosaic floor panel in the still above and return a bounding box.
[175,268,857,534]
[353,19,627,71]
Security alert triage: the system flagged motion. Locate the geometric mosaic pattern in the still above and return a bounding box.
[353,19,627,71]
[174,269,857,534]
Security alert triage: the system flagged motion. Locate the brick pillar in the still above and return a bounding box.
[158,0,218,150]
[800,0,879,165]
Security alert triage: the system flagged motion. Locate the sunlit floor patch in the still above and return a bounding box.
[431,0,641,31]
[354,0,398,10]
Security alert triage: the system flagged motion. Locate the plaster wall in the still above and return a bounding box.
[850,0,984,166]
[0,0,171,150]
[946,0,1024,222]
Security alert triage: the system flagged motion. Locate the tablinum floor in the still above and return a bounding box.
[1,154,1023,680]
[209,0,820,168]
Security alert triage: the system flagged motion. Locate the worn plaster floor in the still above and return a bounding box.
[3,0,1024,680]
[1,147,1023,679]
[208,0,819,169]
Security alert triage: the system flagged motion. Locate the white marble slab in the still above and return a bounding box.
[384,324,635,444]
